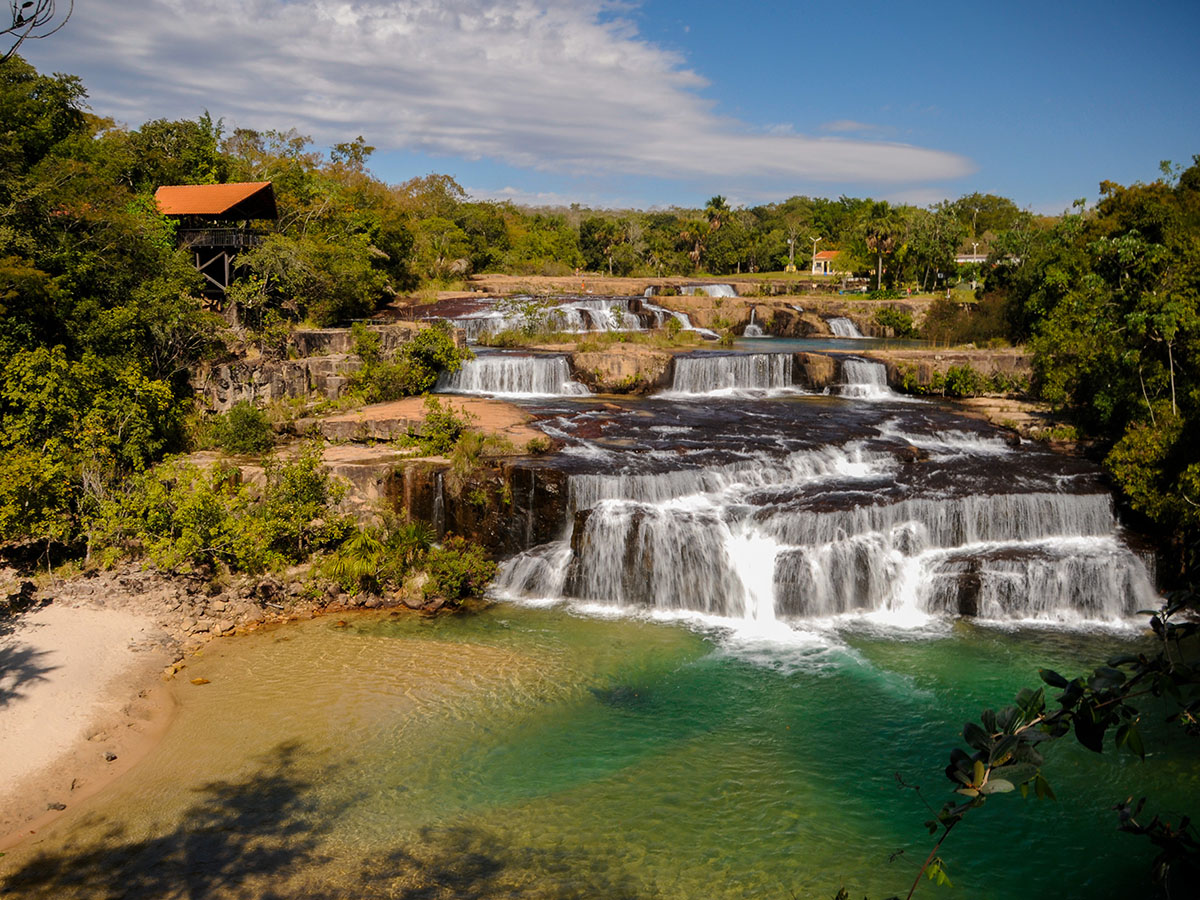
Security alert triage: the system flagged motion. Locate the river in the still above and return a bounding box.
[3,346,1192,900]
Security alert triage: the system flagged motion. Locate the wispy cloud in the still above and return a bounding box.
[819,119,897,137]
[883,186,956,207]
[29,0,973,188]
[467,184,631,208]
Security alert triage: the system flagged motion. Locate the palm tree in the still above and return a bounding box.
[679,220,707,272]
[705,195,732,232]
[861,202,899,290]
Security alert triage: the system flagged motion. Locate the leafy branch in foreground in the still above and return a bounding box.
[909,589,1200,898]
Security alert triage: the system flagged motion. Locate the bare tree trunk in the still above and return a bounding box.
[1139,367,1156,426]
[1168,341,1177,415]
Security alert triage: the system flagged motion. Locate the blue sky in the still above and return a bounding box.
[22,0,1200,212]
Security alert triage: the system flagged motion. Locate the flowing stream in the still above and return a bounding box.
[4,347,1190,900]
[435,352,589,397]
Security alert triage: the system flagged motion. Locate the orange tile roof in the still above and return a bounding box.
[154,182,275,217]
[814,249,840,260]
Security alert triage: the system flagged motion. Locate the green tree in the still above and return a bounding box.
[579,216,625,275]
[858,201,901,290]
[412,216,471,279]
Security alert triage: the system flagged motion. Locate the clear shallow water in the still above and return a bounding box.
[4,605,1195,900]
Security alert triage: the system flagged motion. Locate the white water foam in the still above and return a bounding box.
[837,358,900,401]
[828,317,864,338]
[435,354,589,397]
[680,284,737,297]
[662,353,800,397]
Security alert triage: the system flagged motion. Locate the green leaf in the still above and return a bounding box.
[1089,666,1127,691]
[972,759,986,787]
[1033,773,1057,801]
[980,778,1014,794]
[964,722,990,750]
[991,734,1019,765]
[1074,711,1107,753]
[1039,668,1069,688]
[1125,723,1146,760]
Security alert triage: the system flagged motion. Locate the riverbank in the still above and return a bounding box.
[0,560,455,851]
[0,600,175,849]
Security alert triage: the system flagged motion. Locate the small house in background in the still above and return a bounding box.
[811,249,843,276]
[954,253,989,265]
[154,182,277,302]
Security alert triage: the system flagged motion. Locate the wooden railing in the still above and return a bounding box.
[178,229,265,249]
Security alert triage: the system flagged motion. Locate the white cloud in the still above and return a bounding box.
[883,187,956,207]
[29,0,973,187]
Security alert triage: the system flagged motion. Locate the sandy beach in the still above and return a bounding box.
[0,600,177,850]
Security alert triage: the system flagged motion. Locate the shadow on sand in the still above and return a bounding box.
[0,597,59,707]
[2,740,657,900]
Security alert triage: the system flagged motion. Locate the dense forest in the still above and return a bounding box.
[0,54,1197,590]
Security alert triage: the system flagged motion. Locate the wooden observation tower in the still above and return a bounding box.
[154,181,277,301]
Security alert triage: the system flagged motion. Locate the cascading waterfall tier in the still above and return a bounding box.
[680,284,737,297]
[664,352,797,396]
[743,308,765,337]
[828,317,864,338]
[493,400,1156,626]
[837,357,894,399]
[447,295,719,342]
[435,353,589,397]
[451,296,649,341]
[640,301,720,340]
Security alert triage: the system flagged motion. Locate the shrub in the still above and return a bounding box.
[446,430,514,496]
[417,395,476,456]
[86,444,351,574]
[422,535,496,603]
[921,294,1009,345]
[347,320,471,402]
[893,363,1029,399]
[323,518,436,594]
[212,402,275,454]
[874,307,917,338]
[943,365,986,398]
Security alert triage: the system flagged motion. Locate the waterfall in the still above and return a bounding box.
[548,299,642,332]
[665,353,797,396]
[838,358,893,399]
[917,540,1155,621]
[743,308,765,338]
[681,284,738,297]
[455,311,517,342]
[493,428,1155,625]
[828,317,864,338]
[448,296,649,340]
[435,354,589,397]
[568,443,896,512]
[640,301,720,340]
